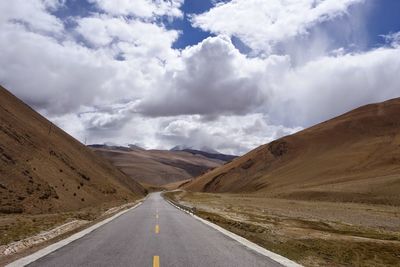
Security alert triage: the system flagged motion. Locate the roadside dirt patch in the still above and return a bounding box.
[168,191,400,267]
[0,200,140,262]
[0,220,88,256]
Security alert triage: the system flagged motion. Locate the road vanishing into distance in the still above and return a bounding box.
[28,193,284,267]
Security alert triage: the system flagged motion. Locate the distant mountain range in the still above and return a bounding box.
[170,145,237,161]
[170,145,220,154]
[179,149,237,162]
[88,144,236,188]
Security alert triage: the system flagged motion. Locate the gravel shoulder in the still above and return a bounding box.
[0,200,142,265]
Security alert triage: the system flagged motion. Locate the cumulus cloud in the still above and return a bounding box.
[273,45,400,126]
[192,0,363,53]
[57,112,300,155]
[79,101,139,131]
[88,0,184,19]
[0,0,64,33]
[138,34,400,128]
[382,31,400,48]
[0,1,178,114]
[138,36,289,117]
[0,24,114,113]
[75,15,179,60]
[1,0,400,155]
[156,114,301,155]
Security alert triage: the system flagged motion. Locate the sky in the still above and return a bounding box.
[0,0,400,155]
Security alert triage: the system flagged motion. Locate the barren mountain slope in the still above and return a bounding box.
[185,98,400,205]
[0,85,145,215]
[91,147,224,186]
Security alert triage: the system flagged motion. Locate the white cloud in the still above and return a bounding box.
[192,0,363,53]
[382,31,400,48]
[42,0,66,10]
[0,0,64,33]
[88,0,184,19]
[275,45,400,126]
[1,0,400,155]
[156,114,301,155]
[139,35,290,117]
[60,112,300,155]
[75,15,179,61]
[139,34,400,129]
[79,101,139,131]
[0,22,126,114]
[0,1,179,114]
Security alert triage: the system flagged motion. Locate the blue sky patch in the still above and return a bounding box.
[51,0,400,53]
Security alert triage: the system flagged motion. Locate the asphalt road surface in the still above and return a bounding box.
[28,193,284,267]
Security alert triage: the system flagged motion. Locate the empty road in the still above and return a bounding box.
[28,193,284,267]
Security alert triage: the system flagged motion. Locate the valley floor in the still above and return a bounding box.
[165,191,400,267]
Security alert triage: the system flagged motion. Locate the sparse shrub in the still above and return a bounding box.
[268,140,288,157]
[241,159,254,170]
[78,172,90,181]
[39,192,50,199]
[0,206,23,214]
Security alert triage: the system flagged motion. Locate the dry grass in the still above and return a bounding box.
[0,199,142,266]
[0,85,145,217]
[184,98,400,210]
[166,191,400,267]
[0,214,69,246]
[0,204,112,246]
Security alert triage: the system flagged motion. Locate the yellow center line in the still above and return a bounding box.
[155,224,159,234]
[153,256,160,267]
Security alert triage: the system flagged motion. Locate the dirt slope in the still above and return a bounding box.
[185,98,400,205]
[91,146,224,186]
[0,85,145,215]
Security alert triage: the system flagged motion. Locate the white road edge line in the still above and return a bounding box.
[166,199,303,267]
[6,201,144,267]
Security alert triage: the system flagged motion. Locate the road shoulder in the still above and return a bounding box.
[4,200,144,267]
[163,193,302,267]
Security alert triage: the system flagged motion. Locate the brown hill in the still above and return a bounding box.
[0,85,145,215]
[91,146,224,186]
[184,97,400,205]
